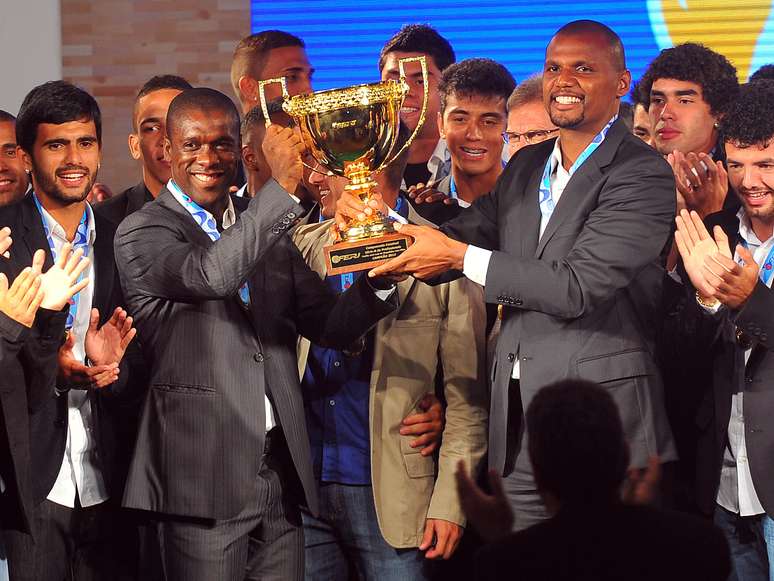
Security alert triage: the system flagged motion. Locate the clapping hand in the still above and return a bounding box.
[39,243,90,311]
[0,250,45,328]
[667,151,727,218]
[58,330,120,389]
[84,307,136,367]
[0,226,12,258]
[455,460,513,542]
[701,230,760,310]
[674,209,732,299]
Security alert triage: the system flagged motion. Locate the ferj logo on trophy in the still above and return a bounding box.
[258,56,429,275]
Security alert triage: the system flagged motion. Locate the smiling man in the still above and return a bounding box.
[0,112,28,207]
[114,88,398,581]
[340,20,678,531]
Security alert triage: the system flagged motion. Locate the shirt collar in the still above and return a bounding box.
[549,137,569,179]
[35,193,96,246]
[737,206,765,247]
[167,179,237,230]
[427,138,450,174]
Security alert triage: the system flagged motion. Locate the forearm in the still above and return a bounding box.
[116,179,304,301]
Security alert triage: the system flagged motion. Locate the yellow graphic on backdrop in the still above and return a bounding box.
[649,1,772,80]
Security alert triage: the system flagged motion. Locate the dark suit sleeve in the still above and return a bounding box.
[115,179,303,302]
[733,281,774,350]
[9,308,68,412]
[289,242,397,348]
[483,154,675,319]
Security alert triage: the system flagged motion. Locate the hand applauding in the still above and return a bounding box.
[0,250,45,328]
[39,243,90,311]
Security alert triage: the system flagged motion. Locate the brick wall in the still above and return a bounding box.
[61,0,249,193]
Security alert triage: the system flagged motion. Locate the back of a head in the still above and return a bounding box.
[378,24,456,72]
[137,75,193,103]
[749,64,774,84]
[0,110,16,125]
[721,80,774,147]
[527,379,629,506]
[439,58,516,112]
[16,80,101,155]
[166,88,240,140]
[638,42,739,116]
[507,74,543,112]
[231,30,304,96]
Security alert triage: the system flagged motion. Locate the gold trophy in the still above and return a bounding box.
[258,56,428,275]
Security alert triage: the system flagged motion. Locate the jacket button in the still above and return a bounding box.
[745,376,753,383]
[515,299,523,306]
[288,212,296,219]
[761,334,768,342]
[254,353,264,363]
[507,353,515,362]
[282,217,291,225]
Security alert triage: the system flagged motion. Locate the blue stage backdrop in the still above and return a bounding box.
[251,0,774,90]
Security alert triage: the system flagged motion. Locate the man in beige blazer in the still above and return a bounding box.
[293,141,488,580]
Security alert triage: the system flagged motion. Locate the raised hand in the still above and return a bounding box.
[0,266,44,328]
[400,393,444,457]
[0,226,12,258]
[702,242,760,310]
[674,209,731,298]
[455,460,513,542]
[262,124,305,195]
[84,307,136,367]
[39,243,90,311]
[667,151,727,218]
[58,331,120,389]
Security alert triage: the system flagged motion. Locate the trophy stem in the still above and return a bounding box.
[340,161,395,243]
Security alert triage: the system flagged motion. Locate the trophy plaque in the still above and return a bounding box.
[259,57,428,275]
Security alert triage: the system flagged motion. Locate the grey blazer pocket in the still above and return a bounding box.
[576,349,654,383]
[400,435,436,478]
[152,383,217,395]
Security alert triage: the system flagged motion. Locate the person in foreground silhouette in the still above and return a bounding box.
[457,379,731,581]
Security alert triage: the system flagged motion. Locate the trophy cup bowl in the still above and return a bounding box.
[259,56,428,275]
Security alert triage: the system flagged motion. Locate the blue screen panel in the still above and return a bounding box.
[251,0,774,90]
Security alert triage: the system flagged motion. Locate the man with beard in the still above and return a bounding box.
[343,20,677,531]
[0,81,141,581]
[97,75,192,224]
[674,80,774,580]
[0,112,28,206]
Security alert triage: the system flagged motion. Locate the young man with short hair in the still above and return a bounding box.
[98,75,192,225]
[378,24,456,189]
[0,111,28,206]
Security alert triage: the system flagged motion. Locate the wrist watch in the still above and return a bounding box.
[695,291,720,309]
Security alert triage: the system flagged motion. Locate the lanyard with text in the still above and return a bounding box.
[32,192,89,329]
[538,116,617,223]
[739,240,774,286]
[167,181,250,305]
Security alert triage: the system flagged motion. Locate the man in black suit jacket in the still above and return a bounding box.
[359,20,677,531]
[97,75,193,226]
[673,81,774,580]
[474,380,730,581]
[114,88,397,581]
[1,81,143,581]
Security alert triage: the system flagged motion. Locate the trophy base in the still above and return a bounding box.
[324,232,413,275]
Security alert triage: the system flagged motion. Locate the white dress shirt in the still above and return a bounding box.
[42,201,109,509]
[462,138,572,379]
[700,208,772,516]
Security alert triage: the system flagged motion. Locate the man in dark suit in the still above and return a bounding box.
[361,20,677,530]
[0,81,143,581]
[674,80,774,580]
[114,88,397,581]
[97,75,192,225]
[473,380,730,581]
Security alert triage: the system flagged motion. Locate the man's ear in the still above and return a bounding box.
[437,111,446,139]
[617,69,632,99]
[238,76,258,108]
[128,133,141,161]
[20,147,32,173]
[163,137,172,164]
[242,144,256,170]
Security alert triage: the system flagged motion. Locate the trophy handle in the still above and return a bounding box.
[379,55,429,171]
[257,77,290,129]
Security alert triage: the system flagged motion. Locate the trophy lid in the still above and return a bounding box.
[283,80,407,118]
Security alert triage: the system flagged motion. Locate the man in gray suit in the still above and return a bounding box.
[114,88,397,581]
[355,20,678,530]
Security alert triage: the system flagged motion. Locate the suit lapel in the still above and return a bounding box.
[520,164,543,257]
[20,194,54,270]
[534,119,628,257]
[91,212,116,318]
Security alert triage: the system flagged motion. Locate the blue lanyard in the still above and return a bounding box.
[168,181,250,305]
[32,193,89,329]
[538,116,617,223]
[740,240,774,286]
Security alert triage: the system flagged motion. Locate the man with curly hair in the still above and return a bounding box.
[673,79,774,581]
[638,43,740,218]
